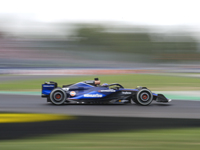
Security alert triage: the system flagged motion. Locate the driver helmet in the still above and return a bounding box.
[102,83,108,86]
[94,78,100,85]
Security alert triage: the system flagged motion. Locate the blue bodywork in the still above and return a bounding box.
[42,82,158,102]
[42,84,55,95]
[41,76,172,106]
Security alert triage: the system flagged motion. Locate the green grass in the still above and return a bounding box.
[0,74,200,91]
[1,128,200,150]
[1,74,200,91]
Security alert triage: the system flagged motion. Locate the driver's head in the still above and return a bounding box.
[94,78,100,85]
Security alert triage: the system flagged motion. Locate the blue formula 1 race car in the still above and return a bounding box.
[41,78,171,106]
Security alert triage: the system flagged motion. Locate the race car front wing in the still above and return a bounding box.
[156,94,171,103]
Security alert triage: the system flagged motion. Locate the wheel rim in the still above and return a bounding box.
[53,92,63,102]
[136,89,153,106]
[55,94,61,99]
[140,92,150,102]
[50,88,67,105]
[142,94,147,100]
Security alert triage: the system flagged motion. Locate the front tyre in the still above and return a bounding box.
[135,89,153,106]
[50,88,67,105]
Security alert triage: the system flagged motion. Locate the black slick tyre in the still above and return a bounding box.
[135,89,153,106]
[50,88,66,105]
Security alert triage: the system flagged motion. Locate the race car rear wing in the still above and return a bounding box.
[41,81,57,97]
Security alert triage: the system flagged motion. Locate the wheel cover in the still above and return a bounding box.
[55,94,61,99]
[142,95,147,99]
[53,92,63,102]
[136,89,153,105]
[140,92,149,102]
[50,88,67,105]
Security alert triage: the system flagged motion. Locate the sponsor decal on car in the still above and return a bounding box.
[122,91,132,94]
[99,90,116,92]
[83,94,103,98]
[70,91,76,96]
[43,85,54,87]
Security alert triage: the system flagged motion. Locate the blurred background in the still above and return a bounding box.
[0,0,200,72]
[1,0,200,149]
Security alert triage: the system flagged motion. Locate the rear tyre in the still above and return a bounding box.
[135,89,153,106]
[50,88,66,105]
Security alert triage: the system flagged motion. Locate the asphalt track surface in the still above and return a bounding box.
[1,94,200,140]
[0,94,200,118]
